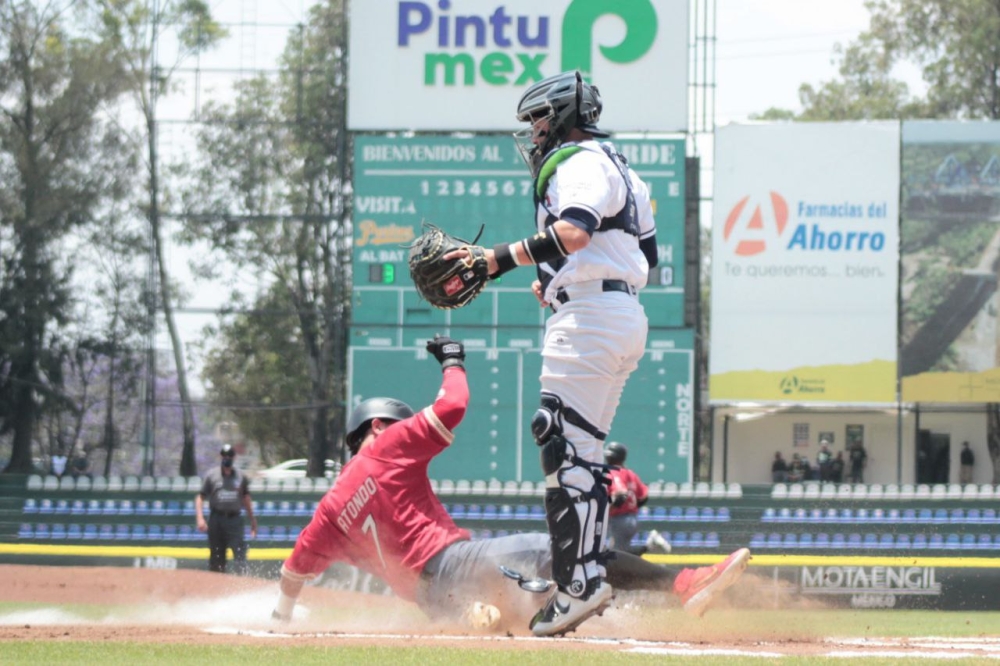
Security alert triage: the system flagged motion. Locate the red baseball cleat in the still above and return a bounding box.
[673,547,751,617]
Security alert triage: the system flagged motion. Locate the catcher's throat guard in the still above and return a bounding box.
[408,222,490,310]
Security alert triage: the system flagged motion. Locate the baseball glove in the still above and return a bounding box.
[408,223,490,309]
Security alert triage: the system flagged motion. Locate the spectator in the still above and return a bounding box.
[788,453,805,483]
[817,442,833,481]
[960,442,975,484]
[830,452,845,483]
[848,444,868,483]
[771,452,788,483]
[800,455,814,481]
[50,449,68,479]
[71,447,92,479]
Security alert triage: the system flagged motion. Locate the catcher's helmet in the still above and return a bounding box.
[604,441,627,466]
[514,70,608,176]
[220,443,235,457]
[345,397,414,454]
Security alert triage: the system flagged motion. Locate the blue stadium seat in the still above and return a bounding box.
[668,506,684,522]
[855,508,870,524]
[912,533,928,549]
[66,524,82,540]
[983,508,998,524]
[54,500,70,515]
[495,529,510,538]
[85,499,101,515]
[863,533,879,549]
[943,534,960,550]
[529,505,545,520]
[18,523,32,538]
[637,506,651,522]
[700,507,716,522]
[967,508,982,524]
[840,508,854,523]
[776,508,792,523]
[117,500,134,516]
[132,525,147,541]
[688,532,705,548]
[684,507,700,522]
[146,525,162,541]
[871,509,885,523]
[825,508,839,523]
[271,526,288,542]
[34,524,50,539]
[277,501,293,517]
[150,500,166,516]
[887,509,902,524]
[917,509,933,524]
[878,533,894,549]
[766,532,782,549]
[950,509,965,524]
[977,534,993,550]
[902,509,916,523]
[162,525,178,541]
[798,533,813,549]
[761,508,776,523]
[23,498,38,514]
[177,525,194,542]
[672,532,689,548]
[783,533,798,549]
[814,533,830,549]
[294,501,310,517]
[717,507,731,523]
[50,524,67,539]
[847,533,862,548]
[447,503,464,519]
[255,525,270,541]
[497,505,514,520]
[650,506,668,521]
[808,508,823,523]
[70,500,86,515]
[750,532,766,549]
[929,534,944,549]
[481,505,498,520]
[792,508,808,523]
[706,532,720,548]
[115,524,130,541]
[961,534,976,550]
[512,505,528,521]
[134,500,150,516]
[466,504,483,520]
[165,501,182,516]
[831,533,846,548]
[99,524,114,540]
[933,509,948,524]
[896,534,911,550]
[259,501,277,517]
[476,529,494,540]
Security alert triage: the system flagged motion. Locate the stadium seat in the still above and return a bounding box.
[155,476,171,491]
[162,525,178,541]
[34,524,50,539]
[26,475,43,491]
[87,499,103,515]
[839,508,853,523]
[91,476,108,492]
[761,507,776,523]
[688,532,705,548]
[51,524,67,540]
[170,476,187,492]
[878,533,894,550]
[54,499,70,515]
[259,501,277,517]
[726,483,743,499]
[293,501,310,517]
[788,484,804,500]
[967,508,982,524]
[911,533,927,549]
[313,478,330,493]
[916,484,932,499]
[749,532,766,549]
[18,523,32,539]
[917,509,933,524]
[977,534,993,550]
[770,483,788,500]
[947,484,963,499]
[288,527,301,542]
[672,532,689,548]
[847,533,862,548]
[792,508,808,523]
[140,476,156,492]
[115,524,130,541]
[455,479,473,494]
[863,533,879,549]
[814,533,830,549]
[253,525,270,541]
[943,534,961,550]
[502,481,519,496]
[497,505,513,520]
[701,507,716,522]
[868,484,884,500]
[805,508,822,523]
[277,501,293,517]
[513,505,529,521]
[765,533,782,549]
[165,501,182,516]
[296,478,314,494]
[82,524,97,540]
[272,526,288,542]
[481,504,498,520]
[684,507,700,522]
[933,509,949,524]
[150,500,166,516]
[694,482,710,498]
[146,525,162,541]
[961,534,977,550]
[855,508,870,524]
[717,507,731,523]
[59,476,75,491]
[529,505,545,520]
[176,525,194,542]
[75,476,91,491]
[824,508,839,523]
[930,485,946,500]
[899,484,915,500]
[885,508,901,524]
[518,481,536,497]
[484,480,501,496]
[668,506,684,522]
[820,484,836,500]
[42,476,59,491]
[804,483,820,500]
[465,504,482,520]
[962,484,979,500]
[852,485,868,501]
[38,499,54,515]
[98,524,113,540]
[706,532,721,548]
[928,534,944,549]
[950,508,965,524]
[131,525,146,541]
[70,500,86,515]
[435,479,455,495]
[979,484,995,500]
[836,484,853,500]
[636,506,652,522]
[896,534,911,550]
[783,533,799,549]
[678,483,695,498]
[662,482,679,498]
[709,482,727,499]
[650,506,667,521]
[871,508,885,523]
[22,498,38,514]
[776,508,792,523]
[902,508,916,524]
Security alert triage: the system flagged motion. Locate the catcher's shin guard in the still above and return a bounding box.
[533,394,611,597]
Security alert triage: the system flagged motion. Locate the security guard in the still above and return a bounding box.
[195,444,257,573]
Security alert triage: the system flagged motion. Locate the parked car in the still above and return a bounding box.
[256,458,340,480]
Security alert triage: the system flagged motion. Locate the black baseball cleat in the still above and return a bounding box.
[529,579,613,637]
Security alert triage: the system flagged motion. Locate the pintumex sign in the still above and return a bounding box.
[348,0,688,132]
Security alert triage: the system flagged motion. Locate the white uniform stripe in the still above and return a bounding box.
[422,406,454,444]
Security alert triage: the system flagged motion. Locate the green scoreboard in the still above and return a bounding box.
[350,136,694,482]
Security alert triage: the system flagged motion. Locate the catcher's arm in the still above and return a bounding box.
[445,220,590,277]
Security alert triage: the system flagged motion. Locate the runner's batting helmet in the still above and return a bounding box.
[345,398,414,454]
[604,441,627,466]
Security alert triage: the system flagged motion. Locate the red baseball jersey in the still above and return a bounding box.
[607,467,648,517]
[285,371,471,601]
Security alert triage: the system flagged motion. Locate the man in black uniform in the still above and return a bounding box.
[195,444,257,573]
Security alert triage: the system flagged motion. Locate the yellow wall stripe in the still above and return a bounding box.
[0,543,292,561]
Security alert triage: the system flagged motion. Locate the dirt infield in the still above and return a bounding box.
[2,565,1000,659]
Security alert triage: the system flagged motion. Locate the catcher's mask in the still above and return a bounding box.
[345,397,414,455]
[513,70,608,177]
[604,441,627,467]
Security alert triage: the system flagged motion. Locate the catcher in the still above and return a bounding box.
[272,335,751,631]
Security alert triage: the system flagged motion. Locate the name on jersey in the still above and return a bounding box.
[336,476,378,534]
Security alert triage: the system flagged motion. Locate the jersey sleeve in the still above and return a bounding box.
[554,150,616,227]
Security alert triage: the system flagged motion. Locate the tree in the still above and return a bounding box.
[182,2,351,477]
[95,0,226,476]
[0,1,128,473]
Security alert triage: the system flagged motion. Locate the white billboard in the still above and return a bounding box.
[709,123,900,404]
[347,0,688,132]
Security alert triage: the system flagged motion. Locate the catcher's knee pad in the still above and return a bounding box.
[531,392,565,447]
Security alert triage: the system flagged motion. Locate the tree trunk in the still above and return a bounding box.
[989,403,1000,483]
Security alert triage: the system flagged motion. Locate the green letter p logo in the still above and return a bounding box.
[562,0,658,80]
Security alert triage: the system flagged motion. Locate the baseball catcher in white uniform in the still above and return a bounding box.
[447,70,660,636]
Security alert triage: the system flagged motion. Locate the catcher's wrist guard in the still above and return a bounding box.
[492,243,518,278]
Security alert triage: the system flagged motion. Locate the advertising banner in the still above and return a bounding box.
[710,123,900,404]
[347,0,688,132]
[901,121,1000,402]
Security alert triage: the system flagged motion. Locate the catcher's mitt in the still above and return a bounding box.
[408,223,490,309]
